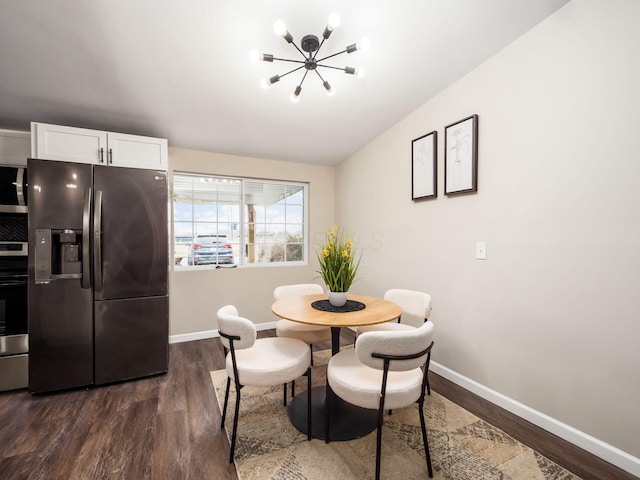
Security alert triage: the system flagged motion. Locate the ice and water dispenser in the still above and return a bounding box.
[34,228,83,283]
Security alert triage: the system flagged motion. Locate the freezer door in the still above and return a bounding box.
[94,295,168,385]
[93,166,168,300]
[28,279,93,392]
[27,159,94,393]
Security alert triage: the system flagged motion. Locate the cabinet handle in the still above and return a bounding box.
[108,148,113,165]
[100,147,104,163]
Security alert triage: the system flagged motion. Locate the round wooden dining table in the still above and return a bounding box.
[271,293,402,441]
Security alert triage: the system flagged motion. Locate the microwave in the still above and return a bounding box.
[0,167,27,213]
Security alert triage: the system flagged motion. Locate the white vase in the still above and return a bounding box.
[328,291,349,307]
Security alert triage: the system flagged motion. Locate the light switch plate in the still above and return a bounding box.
[475,242,487,260]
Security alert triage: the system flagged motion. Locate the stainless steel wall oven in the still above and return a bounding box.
[0,165,29,391]
[0,248,28,334]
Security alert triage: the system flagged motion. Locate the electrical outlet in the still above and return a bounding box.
[475,242,487,260]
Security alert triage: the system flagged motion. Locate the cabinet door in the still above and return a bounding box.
[32,123,107,165]
[107,132,168,170]
[0,130,30,166]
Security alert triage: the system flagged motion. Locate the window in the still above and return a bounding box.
[173,173,307,267]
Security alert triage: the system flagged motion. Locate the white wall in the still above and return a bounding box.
[168,147,334,336]
[336,0,640,464]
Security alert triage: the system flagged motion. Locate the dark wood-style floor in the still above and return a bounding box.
[0,330,635,480]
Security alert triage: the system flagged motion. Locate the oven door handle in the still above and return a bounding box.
[0,279,28,287]
[82,187,92,289]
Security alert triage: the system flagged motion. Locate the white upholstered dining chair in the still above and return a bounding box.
[357,289,433,394]
[217,305,312,463]
[326,321,435,479]
[274,283,331,365]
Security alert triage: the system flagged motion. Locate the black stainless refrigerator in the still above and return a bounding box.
[27,158,168,394]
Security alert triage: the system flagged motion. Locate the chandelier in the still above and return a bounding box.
[250,13,369,102]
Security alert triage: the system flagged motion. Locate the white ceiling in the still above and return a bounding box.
[0,0,569,166]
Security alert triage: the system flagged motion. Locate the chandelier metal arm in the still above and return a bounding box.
[315,49,349,64]
[278,64,306,80]
[313,69,328,83]
[311,37,328,61]
[272,57,306,65]
[297,69,309,88]
[315,64,349,72]
[289,41,308,60]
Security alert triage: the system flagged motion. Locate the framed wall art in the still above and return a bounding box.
[411,130,437,201]
[444,114,478,195]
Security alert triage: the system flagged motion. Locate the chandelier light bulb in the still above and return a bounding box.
[249,49,261,63]
[327,13,341,31]
[323,81,335,96]
[273,20,287,37]
[348,37,371,54]
[261,76,281,89]
[345,66,366,77]
[357,37,370,52]
[268,75,280,85]
[250,51,273,63]
[290,86,302,103]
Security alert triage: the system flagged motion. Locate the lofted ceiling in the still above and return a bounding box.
[0,0,569,166]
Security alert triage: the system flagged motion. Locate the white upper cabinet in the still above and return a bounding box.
[0,129,30,166]
[31,123,106,165]
[31,122,168,170]
[107,132,168,170]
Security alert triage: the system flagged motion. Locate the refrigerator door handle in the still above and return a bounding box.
[82,187,92,289]
[94,189,103,292]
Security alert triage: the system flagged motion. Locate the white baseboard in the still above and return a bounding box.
[169,321,278,344]
[430,361,640,478]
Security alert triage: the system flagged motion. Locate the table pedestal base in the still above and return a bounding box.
[288,386,378,441]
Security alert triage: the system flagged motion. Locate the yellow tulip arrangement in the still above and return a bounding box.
[316,225,361,293]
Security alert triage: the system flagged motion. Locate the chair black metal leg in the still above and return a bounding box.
[292,379,295,398]
[229,385,242,463]
[221,376,231,428]
[426,352,432,396]
[310,344,314,366]
[418,400,433,478]
[375,401,385,480]
[325,376,331,443]
[306,367,312,441]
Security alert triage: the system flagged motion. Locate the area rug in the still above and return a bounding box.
[211,349,580,480]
